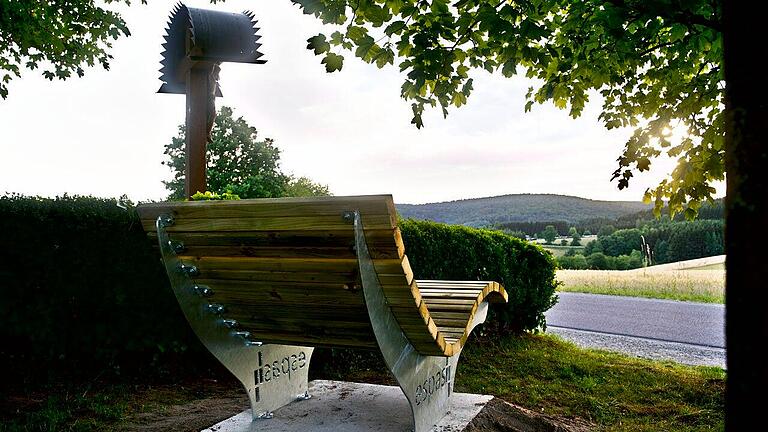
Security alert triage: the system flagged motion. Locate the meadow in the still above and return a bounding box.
[557,268,725,303]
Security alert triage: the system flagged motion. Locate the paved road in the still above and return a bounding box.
[545,292,725,367]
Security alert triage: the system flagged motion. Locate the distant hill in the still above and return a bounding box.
[395,194,651,227]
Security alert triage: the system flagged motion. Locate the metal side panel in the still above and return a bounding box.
[352,211,492,432]
[155,214,313,419]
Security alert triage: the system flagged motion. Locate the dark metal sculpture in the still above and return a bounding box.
[159,3,265,198]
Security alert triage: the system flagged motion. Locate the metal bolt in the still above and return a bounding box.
[169,240,186,253]
[206,304,225,315]
[157,214,174,228]
[221,319,238,328]
[193,284,213,297]
[179,264,199,277]
[258,411,273,419]
[296,391,312,401]
[245,340,263,347]
[233,330,251,339]
[342,211,355,223]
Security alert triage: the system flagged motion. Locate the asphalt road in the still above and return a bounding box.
[545,292,725,349]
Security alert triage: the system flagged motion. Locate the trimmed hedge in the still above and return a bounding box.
[0,196,558,382]
[399,219,559,333]
[0,195,201,381]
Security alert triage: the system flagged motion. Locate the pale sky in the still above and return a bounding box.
[0,0,722,204]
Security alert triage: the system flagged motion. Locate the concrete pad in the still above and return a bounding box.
[202,380,493,432]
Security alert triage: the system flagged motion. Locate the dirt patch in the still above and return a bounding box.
[465,398,594,432]
[120,387,592,432]
[121,394,248,432]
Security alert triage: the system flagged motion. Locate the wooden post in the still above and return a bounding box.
[185,66,213,199]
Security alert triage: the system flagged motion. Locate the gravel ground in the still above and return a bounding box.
[547,326,726,369]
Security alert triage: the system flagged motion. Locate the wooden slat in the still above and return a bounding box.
[178,256,404,275]
[175,246,396,260]
[223,303,371,322]
[193,270,357,284]
[205,280,366,307]
[141,214,394,233]
[137,195,397,226]
[152,230,399,246]
[181,246,354,259]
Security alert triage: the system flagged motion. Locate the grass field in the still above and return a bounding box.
[1,334,724,432]
[557,268,725,303]
[458,334,724,431]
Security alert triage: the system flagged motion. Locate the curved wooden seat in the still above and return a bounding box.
[138,195,507,356]
[138,195,507,431]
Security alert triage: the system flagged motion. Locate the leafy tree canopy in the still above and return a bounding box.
[295,0,723,218]
[0,0,143,99]
[540,224,558,244]
[285,176,332,197]
[163,106,330,199]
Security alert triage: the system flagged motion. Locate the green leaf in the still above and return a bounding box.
[321,52,344,72]
[306,34,331,55]
[385,20,407,36]
[354,35,377,60]
[347,26,368,42]
[375,48,395,68]
[669,24,688,42]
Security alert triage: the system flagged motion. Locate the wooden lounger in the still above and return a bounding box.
[137,195,507,431]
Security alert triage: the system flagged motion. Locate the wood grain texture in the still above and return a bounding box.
[137,195,507,354]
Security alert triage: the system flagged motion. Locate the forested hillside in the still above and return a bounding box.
[396,194,650,227]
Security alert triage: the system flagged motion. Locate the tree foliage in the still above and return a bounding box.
[164,106,287,199]
[284,176,332,197]
[581,219,723,264]
[163,106,330,200]
[294,0,723,217]
[0,0,141,99]
[540,224,558,244]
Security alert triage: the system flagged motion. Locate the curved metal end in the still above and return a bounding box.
[245,340,263,347]
[342,211,355,223]
[296,391,312,401]
[159,3,191,94]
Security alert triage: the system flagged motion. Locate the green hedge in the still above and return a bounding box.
[0,196,558,382]
[0,195,204,382]
[399,219,558,333]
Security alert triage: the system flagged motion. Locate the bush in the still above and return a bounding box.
[0,195,204,383]
[558,254,588,269]
[584,239,603,255]
[586,252,609,269]
[399,219,559,333]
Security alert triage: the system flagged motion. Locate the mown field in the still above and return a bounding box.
[557,268,725,303]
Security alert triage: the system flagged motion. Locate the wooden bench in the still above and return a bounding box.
[137,195,507,431]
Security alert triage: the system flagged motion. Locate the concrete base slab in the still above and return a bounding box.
[202,380,493,432]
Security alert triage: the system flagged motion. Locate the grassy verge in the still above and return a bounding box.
[2,334,724,432]
[458,334,724,431]
[557,269,725,303]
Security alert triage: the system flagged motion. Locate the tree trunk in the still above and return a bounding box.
[723,3,768,429]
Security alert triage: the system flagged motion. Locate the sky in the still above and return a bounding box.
[0,1,722,205]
